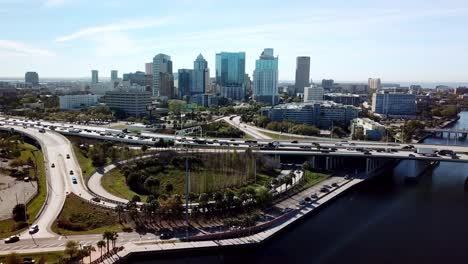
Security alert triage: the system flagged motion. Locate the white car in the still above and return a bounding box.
[29,224,39,234]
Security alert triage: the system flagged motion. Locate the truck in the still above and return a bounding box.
[415,148,436,156]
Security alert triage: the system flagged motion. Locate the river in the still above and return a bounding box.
[129,112,468,264]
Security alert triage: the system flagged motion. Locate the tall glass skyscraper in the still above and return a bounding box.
[215,52,246,100]
[25,71,39,86]
[253,48,278,105]
[91,70,99,83]
[111,70,118,81]
[178,69,193,99]
[152,54,173,98]
[193,54,209,95]
[295,56,310,94]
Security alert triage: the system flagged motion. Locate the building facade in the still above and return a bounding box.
[123,71,146,86]
[324,93,361,106]
[253,48,279,105]
[105,90,152,116]
[321,79,334,91]
[111,70,118,81]
[216,52,246,100]
[193,54,209,95]
[351,118,386,140]
[294,56,310,94]
[372,91,416,117]
[304,85,324,102]
[25,72,39,86]
[59,94,100,110]
[91,70,99,83]
[152,54,174,98]
[263,101,360,129]
[145,63,153,75]
[368,78,381,90]
[178,69,193,99]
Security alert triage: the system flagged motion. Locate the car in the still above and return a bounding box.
[364,151,372,155]
[51,163,55,168]
[230,138,236,141]
[22,257,35,264]
[24,177,30,182]
[29,224,39,234]
[349,143,356,146]
[409,154,415,157]
[282,207,293,213]
[298,199,306,206]
[304,197,312,203]
[451,155,460,160]
[72,177,77,184]
[331,182,338,187]
[91,197,101,202]
[310,193,318,199]
[66,154,70,159]
[291,140,298,144]
[320,187,330,193]
[344,175,352,180]
[159,228,174,240]
[69,170,74,175]
[4,235,20,243]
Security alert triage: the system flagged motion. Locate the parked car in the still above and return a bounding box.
[91,197,101,203]
[320,187,330,193]
[51,163,55,168]
[159,228,174,240]
[69,170,74,175]
[72,177,77,184]
[66,154,70,159]
[298,199,306,206]
[282,207,293,213]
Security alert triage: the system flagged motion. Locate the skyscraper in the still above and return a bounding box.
[295,56,310,94]
[91,70,99,83]
[253,48,279,105]
[178,69,193,99]
[152,54,173,98]
[215,51,246,100]
[193,54,209,95]
[25,72,39,86]
[145,63,153,75]
[111,70,118,81]
[368,78,381,90]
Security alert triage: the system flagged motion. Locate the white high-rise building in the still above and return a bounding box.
[152,54,173,98]
[304,85,324,102]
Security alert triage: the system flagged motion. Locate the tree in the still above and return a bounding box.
[131,195,141,203]
[302,161,311,171]
[4,252,21,264]
[115,205,124,223]
[199,193,209,212]
[141,145,148,152]
[255,186,273,208]
[165,183,174,193]
[102,231,113,253]
[97,240,106,259]
[83,245,96,263]
[168,100,187,115]
[65,240,79,259]
[12,203,26,222]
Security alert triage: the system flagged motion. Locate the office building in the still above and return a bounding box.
[59,94,100,110]
[88,83,114,95]
[321,79,334,91]
[324,93,361,106]
[216,51,246,100]
[91,70,99,83]
[262,101,360,129]
[105,89,152,116]
[110,70,118,81]
[152,54,174,98]
[304,85,323,102]
[253,48,279,105]
[193,54,209,95]
[368,78,381,90]
[294,56,310,94]
[123,71,146,86]
[178,69,193,99]
[145,63,153,75]
[372,91,416,117]
[335,83,369,94]
[25,72,39,86]
[190,93,220,108]
[351,118,386,140]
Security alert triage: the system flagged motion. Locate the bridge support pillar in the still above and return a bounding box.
[366,158,371,175]
[394,159,433,180]
[325,157,330,171]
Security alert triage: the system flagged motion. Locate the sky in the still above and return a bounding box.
[1,0,468,82]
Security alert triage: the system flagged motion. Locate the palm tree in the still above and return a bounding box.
[97,240,106,259]
[64,240,79,260]
[83,245,96,263]
[115,205,124,223]
[110,232,119,250]
[102,231,113,253]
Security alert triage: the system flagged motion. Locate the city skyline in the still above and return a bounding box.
[1,0,468,81]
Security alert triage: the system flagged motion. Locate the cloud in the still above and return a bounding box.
[0,40,55,57]
[55,17,173,42]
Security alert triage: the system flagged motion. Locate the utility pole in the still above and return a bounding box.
[185,147,190,241]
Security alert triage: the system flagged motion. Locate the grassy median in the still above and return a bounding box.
[0,143,46,239]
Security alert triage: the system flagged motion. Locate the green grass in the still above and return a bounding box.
[73,145,96,181]
[301,170,330,189]
[101,168,148,201]
[261,131,307,140]
[52,193,128,235]
[0,143,46,239]
[0,251,64,264]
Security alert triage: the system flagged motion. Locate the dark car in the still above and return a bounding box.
[69,170,74,175]
[51,163,55,168]
[91,197,101,203]
[304,197,312,204]
[310,193,318,199]
[291,141,298,144]
[409,154,415,157]
[66,154,70,159]
[159,228,174,240]
[4,235,20,243]
[320,187,330,193]
[298,199,306,206]
[331,182,338,187]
